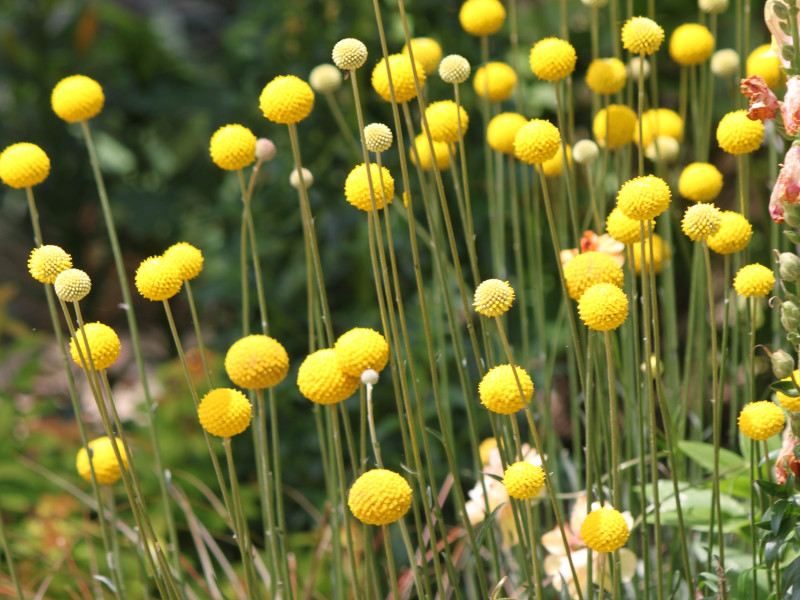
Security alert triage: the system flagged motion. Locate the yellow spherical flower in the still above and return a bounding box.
[717,110,763,155]
[593,105,637,150]
[298,349,360,404]
[474,279,515,317]
[478,364,534,414]
[162,242,204,281]
[334,328,390,377]
[364,123,393,153]
[28,245,72,284]
[634,108,684,148]
[344,163,394,211]
[606,207,653,245]
[487,113,527,155]
[738,401,785,441]
[402,38,442,75]
[678,162,723,202]
[580,507,630,552]
[530,38,577,82]
[69,322,121,371]
[579,283,629,331]
[621,17,665,56]
[51,75,104,123]
[479,437,498,465]
[225,335,289,389]
[425,100,469,144]
[734,263,774,297]
[54,268,91,302]
[209,124,256,171]
[348,469,413,526]
[473,62,518,102]
[616,175,672,220]
[198,388,252,437]
[514,119,561,165]
[439,54,471,84]
[682,203,722,241]
[503,461,546,500]
[332,38,368,71]
[632,234,670,275]
[747,44,782,89]
[459,0,506,36]
[371,54,426,103]
[259,75,315,124]
[585,58,627,95]
[776,371,800,412]
[541,144,572,178]
[411,134,451,171]
[707,211,753,255]
[76,437,128,485]
[564,251,625,301]
[135,256,182,301]
[669,24,715,66]
[0,143,51,188]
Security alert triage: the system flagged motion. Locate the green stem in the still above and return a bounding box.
[0,505,25,599]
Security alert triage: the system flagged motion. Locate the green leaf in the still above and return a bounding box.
[784,230,800,245]
[770,380,800,396]
[678,440,746,473]
[756,479,791,499]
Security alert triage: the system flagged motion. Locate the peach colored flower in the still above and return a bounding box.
[782,77,800,135]
[769,145,800,223]
[775,430,800,484]
[560,231,625,268]
[741,75,779,122]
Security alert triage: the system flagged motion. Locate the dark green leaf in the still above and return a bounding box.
[756,479,791,499]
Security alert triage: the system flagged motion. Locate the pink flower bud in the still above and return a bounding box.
[255,138,276,162]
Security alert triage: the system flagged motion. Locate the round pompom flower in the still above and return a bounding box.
[55,269,91,302]
[503,461,546,500]
[348,469,413,526]
[669,24,715,66]
[712,49,740,78]
[225,335,290,390]
[634,108,684,148]
[334,328,390,377]
[514,119,561,165]
[682,203,722,241]
[621,17,664,56]
[474,279,515,317]
[76,437,128,485]
[776,371,800,412]
[717,110,764,155]
[259,76,315,124]
[473,62,518,102]
[345,163,394,211]
[402,38,442,75]
[333,38,368,71]
[163,242,204,281]
[593,105,637,149]
[298,349,360,404]
[487,113,527,155]
[439,55,471,84]
[478,364,534,414]
[135,256,182,301]
[425,100,469,144]
[606,207,653,245]
[69,322,121,371]
[632,234,670,275]
[585,58,627,95]
[28,245,72,284]
[209,124,256,171]
[679,162,723,202]
[700,0,729,13]
[51,75,104,123]
[616,175,672,220]
[371,54,426,103]
[707,211,752,255]
[564,251,624,300]
[581,507,630,552]
[738,401,785,441]
[364,123,393,153]
[645,136,680,163]
[290,168,313,189]
[198,388,252,437]
[579,283,629,331]
[0,143,51,188]
[411,134,451,171]
[574,139,600,164]
[529,38,577,82]
[734,264,774,298]
[541,144,571,178]
[459,0,506,36]
[747,44,782,89]
[309,64,342,93]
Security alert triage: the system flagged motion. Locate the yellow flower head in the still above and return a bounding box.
[364,123,393,153]
[473,62,518,102]
[529,38,577,82]
[425,100,469,143]
[593,105,637,149]
[581,507,630,552]
[371,54,426,103]
[0,143,51,188]
[669,24,715,66]
[332,38,368,71]
[541,144,572,178]
[747,43,782,89]
[459,0,506,36]
[717,110,763,155]
[606,207,653,245]
[51,75,104,123]
[707,211,753,255]
[738,401,785,441]
[564,251,624,300]
[209,124,256,171]
[411,134,451,171]
[578,283,629,331]
[162,242,204,281]
[334,328,390,377]
[474,279,515,317]
[681,203,722,241]
[487,113,527,155]
[439,54,471,84]
[309,64,342,94]
[678,162,723,202]
[28,245,72,284]
[69,322,121,371]
[776,371,800,412]
[634,108,684,148]
[503,461,546,500]
[76,437,127,485]
[514,119,561,165]
[478,364,534,414]
[225,335,290,390]
[348,469,413,526]
[345,163,394,211]
[402,38,442,75]
[298,348,360,405]
[622,17,665,56]
[733,263,774,297]
[632,234,670,275]
[135,256,182,301]
[259,75,315,124]
[54,268,91,303]
[616,175,672,220]
[585,58,627,95]
[479,437,498,465]
[198,388,252,437]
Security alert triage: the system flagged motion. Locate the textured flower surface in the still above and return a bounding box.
[198,388,252,437]
[717,110,764,154]
[332,38,368,70]
[334,328,390,377]
[564,251,624,300]
[439,55,471,84]
[681,203,722,241]
[76,437,128,485]
[459,0,506,36]
[69,322,121,371]
[297,349,360,405]
[225,335,290,390]
[616,175,672,220]
[348,469,412,525]
[733,263,775,297]
[621,17,665,55]
[0,143,51,188]
[578,283,629,331]
[783,76,800,135]
[259,76,315,124]
[514,119,561,164]
[344,163,394,211]
[529,38,577,81]
[741,75,779,122]
[163,242,204,281]
[51,75,104,123]
[738,401,785,441]
[606,207,653,245]
[770,146,800,223]
[707,211,752,254]
[487,113,527,155]
[135,256,182,301]
[402,38,442,75]
[364,123,393,153]
[371,54,426,103]
[474,279,515,316]
[473,62,518,101]
[478,364,533,414]
[776,371,800,412]
[425,100,469,143]
[55,269,91,302]
[593,105,637,149]
[209,124,256,171]
[580,507,630,552]
[678,162,723,202]
[28,245,72,284]
[585,58,627,95]
[669,23,714,65]
[503,461,546,500]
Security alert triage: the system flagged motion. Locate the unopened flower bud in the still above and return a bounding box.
[290,168,313,189]
[573,139,599,165]
[772,349,796,379]
[256,138,276,162]
[783,301,800,333]
[361,369,380,386]
[711,49,739,78]
[780,252,800,282]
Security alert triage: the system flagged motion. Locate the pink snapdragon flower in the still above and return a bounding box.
[742,75,779,122]
[770,145,800,223]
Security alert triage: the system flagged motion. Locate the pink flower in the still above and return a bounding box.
[559,231,625,268]
[770,145,800,223]
[782,77,800,135]
[741,75,779,122]
[775,431,800,484]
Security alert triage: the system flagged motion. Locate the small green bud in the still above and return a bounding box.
[783,301,800,333]
[772,349,796,379]
[780,252,800,282]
